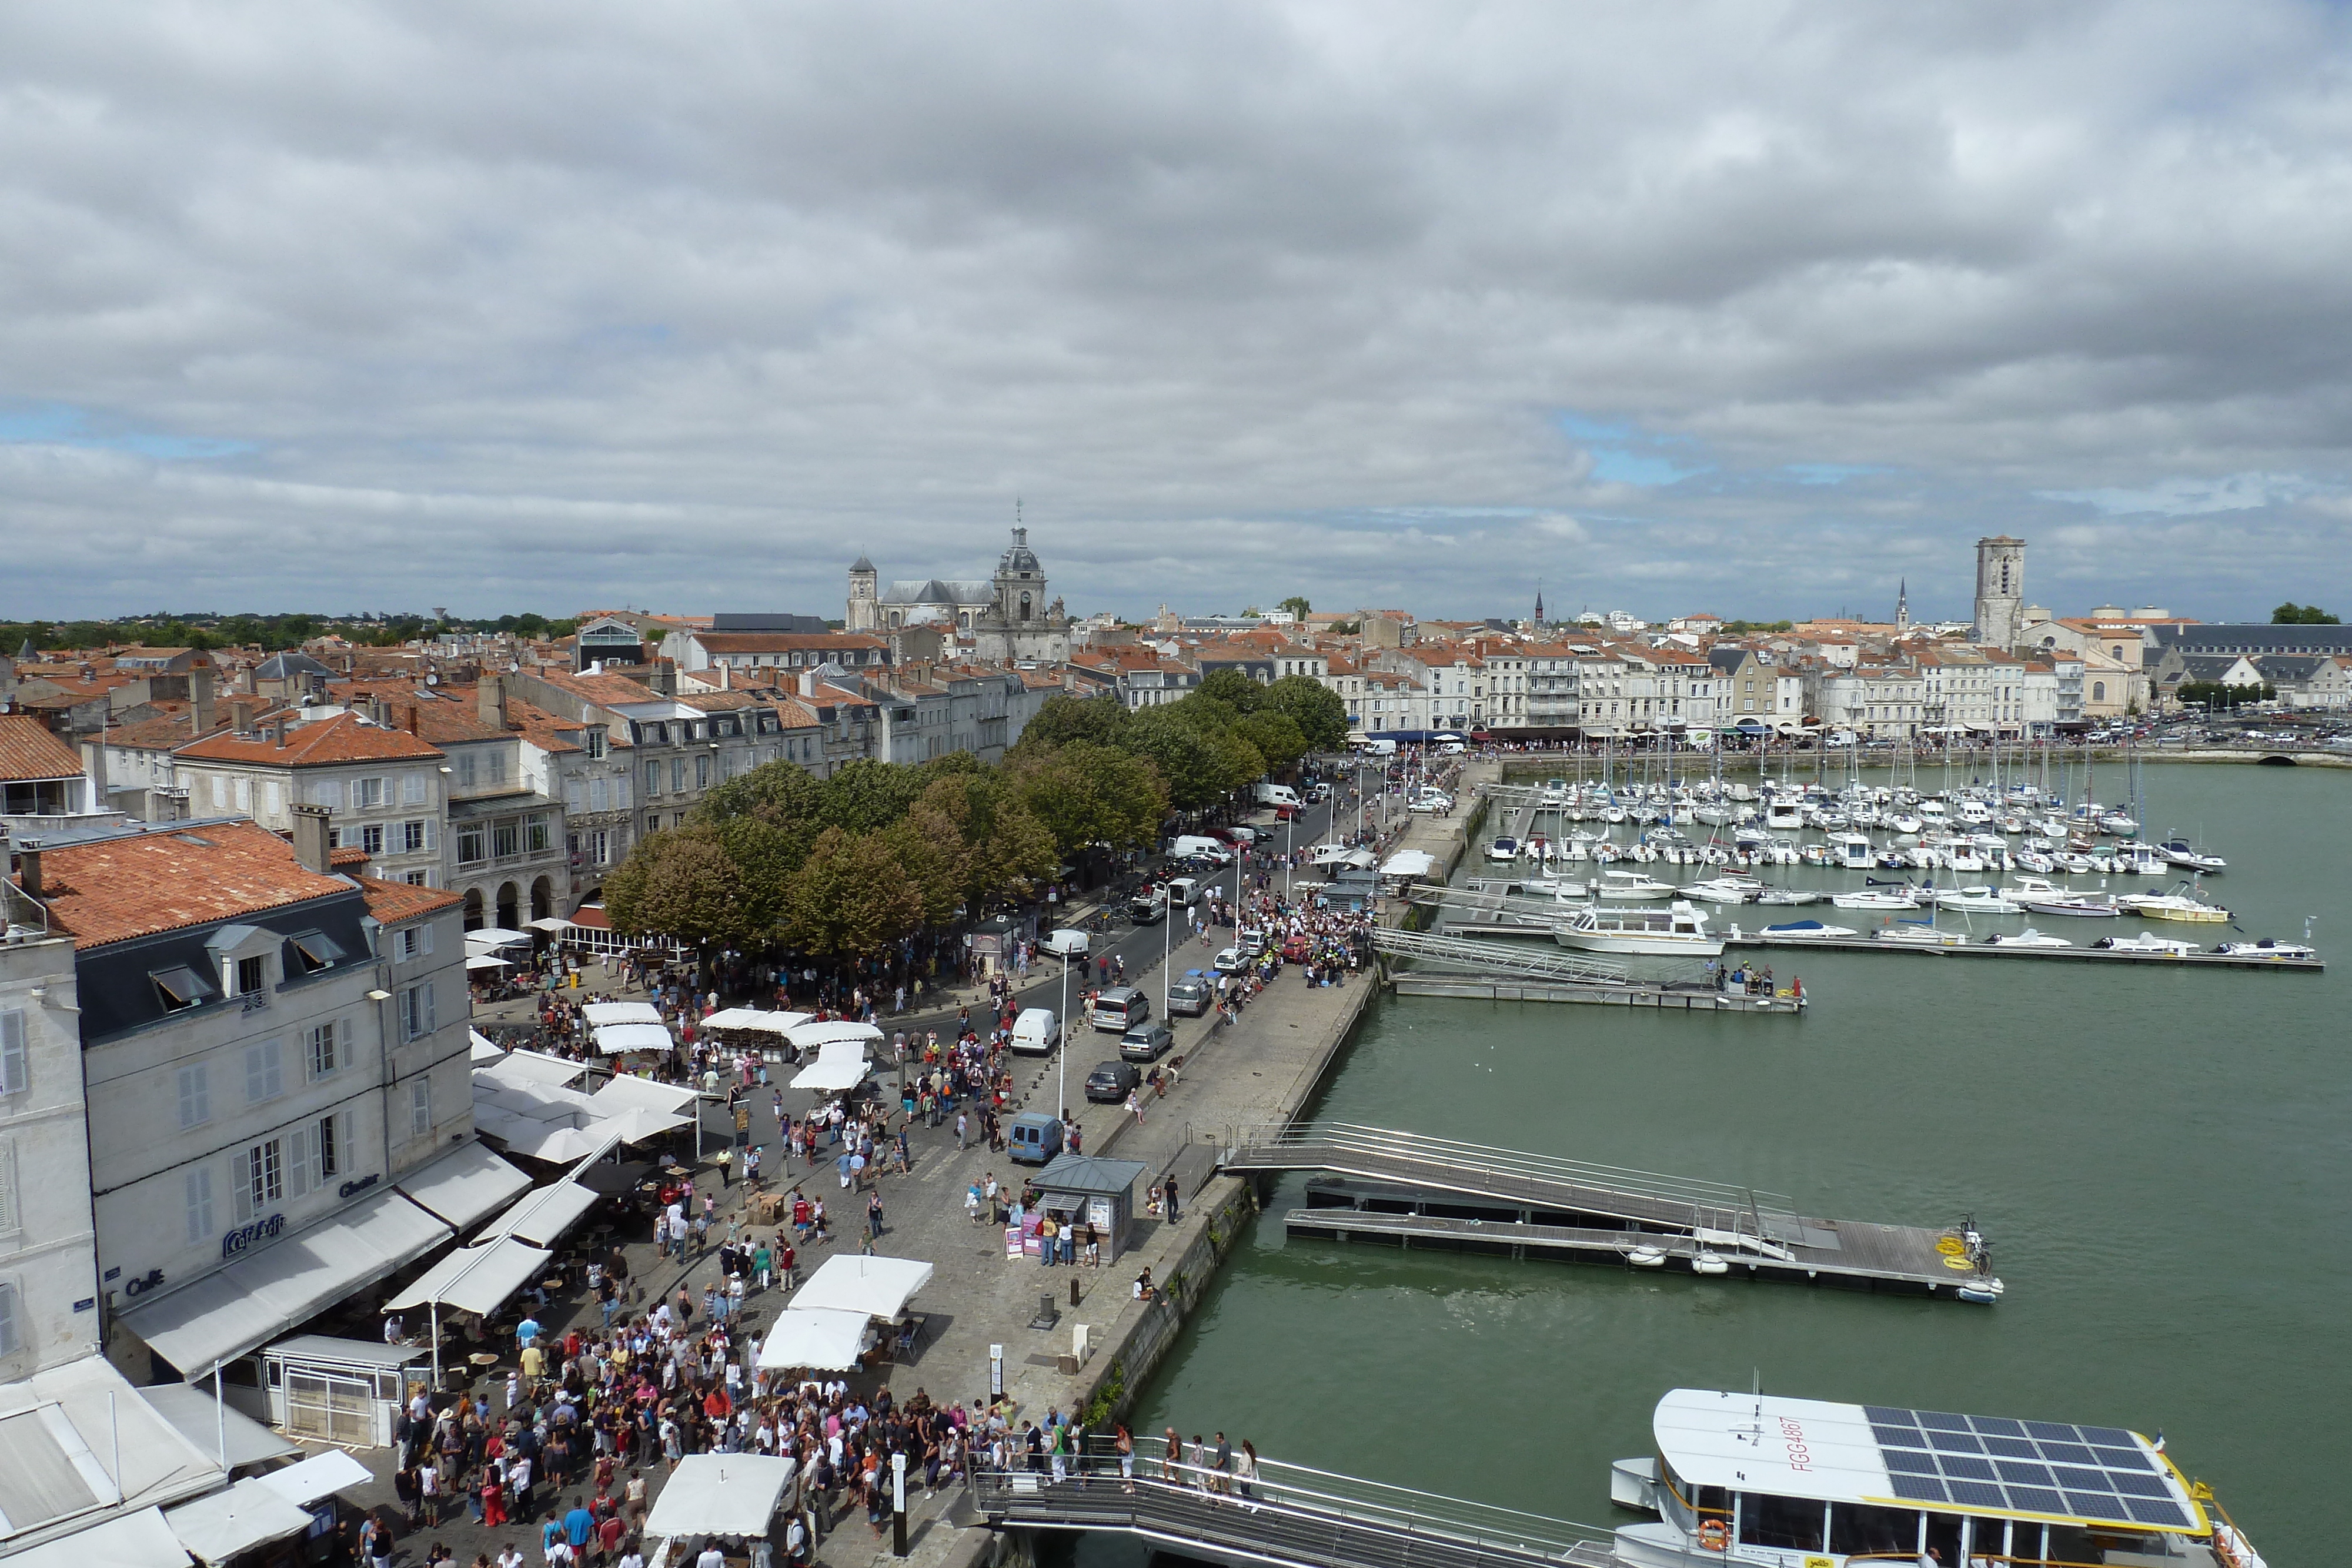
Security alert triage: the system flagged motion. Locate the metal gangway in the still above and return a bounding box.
[1218,1122,1808,1245]
[1372,925,1631,986]
[970,1435,1620,1568]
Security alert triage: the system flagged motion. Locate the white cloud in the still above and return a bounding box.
[5,1,2352,621]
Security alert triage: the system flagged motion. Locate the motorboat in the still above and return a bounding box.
[1983,927,2073,948]
[1886,811,1923,835]
[1591,869,1678,901]
[2023,890,2120,918]
[1752,920,1858,940]
[1830,888,1920,910]
[1485,836,1521,863]
[1835,832,1875,870]
[1753,887,1820,905]
[2114,888,2231,924]
[1875,921,1969,946]
[2116,842,2168,876]
[1606,1389,2260,1568]
[2093,931,2196,955]
[1557,900,1724,958]
[2159,837,2226,872]
[2213,937,2316,960]
[1937,885,2022,914]
[1764,798,1805,831]
[1538,779,1568,807]
[1681,876,1763,905]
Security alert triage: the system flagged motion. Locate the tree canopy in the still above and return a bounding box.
[2271,602,2340,624]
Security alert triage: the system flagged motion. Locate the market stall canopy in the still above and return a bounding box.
[526,916,574,934]
[118,1190,451,1373]
[699,1008,810,1034]
[592,1022,674,1055]
[252,1450,373,1509]
[785,1020,883,1052]
[479,1049,588,1087]
[397,1141,532,1232]
[582,1002,662,1027]
[9,1509,191,1568]
[1379,850,1437,878]
[476,1182,601,1248]
[469,1029,504,1064]
[591,1075,700,1116]
[138,1383,299,1469]
[165,1479,316,1564]
[790,1254,933,1320]
[464,928,533,952]
[505,1121,625,1165]
[465,954,512,971]
[787,1056,867,1093]
[755,1307,871,1371]
[640,1455,799,1542]
[384,1237,553,1319]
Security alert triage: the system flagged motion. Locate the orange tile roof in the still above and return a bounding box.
[0,713,86,781]
[176,710,445,767]
[28,821,354,950]
[358,874,463,925]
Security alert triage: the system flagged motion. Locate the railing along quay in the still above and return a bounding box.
[971,1437,1619,1568]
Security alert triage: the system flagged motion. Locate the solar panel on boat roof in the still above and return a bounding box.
[2024,1420,2079,1442]
[2079,1426,2135,1447]
[1872,1424,1923,1448]
[2093,1446,2153,1472]
[1866,1406,2178,1529]
[1891,1474,1949,1503]
[1885,1449,1940,1475]
[2126,1497,2194,1529]
[1917,1410,1972,1431]
[1940,1456,1996,1482]
[1969,1416,2029,1437]
[1865,1405,1917,1425]
[1946,1480,2005,1509]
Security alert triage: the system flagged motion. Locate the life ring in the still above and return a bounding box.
[1699,1519,1729,1552]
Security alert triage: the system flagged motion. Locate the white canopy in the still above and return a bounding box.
[253,1449,373,1507]
[527,915,574,933]
[465,928,533,951]
[594,1106,691,1144]
[641,1455,799,1542]
[118,1190,452,1373]
[591,1075,700,1116]
[396,1140,532,1232]
[755,1306,871,1371]
[582,1001,662,1027]
[480,1048,588,1086]
[785,1019,883,1052]
[477,1182,602,1248]
[165,1479,316,1564]
[469,1028,505,1063]
[593,1022,674,1055]
[10,1509,191,1568]
[506,1121,625,1165]
[384,1237,554,1318]
[1380,849,1438,877]
[465,954,512,971]
[790,1254,933,1320]
[788,1057,867,1093]
[138,1382,299,1468]
[698,1008,808,1034]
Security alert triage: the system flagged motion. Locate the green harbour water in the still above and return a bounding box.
[1078,761,2348,1567]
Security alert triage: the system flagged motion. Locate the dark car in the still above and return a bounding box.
[1119,1021,1175,1061]
[1165,978,1212,1017]
[1084,1059,1141,1102]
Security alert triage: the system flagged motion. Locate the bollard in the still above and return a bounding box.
[1069,1276,1080,1307]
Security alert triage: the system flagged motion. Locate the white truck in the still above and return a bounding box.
[1252,780,1302,808]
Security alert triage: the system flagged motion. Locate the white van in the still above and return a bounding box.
[1009,1008,1060,1056]
[1358,737,1397,757]
[1039,928,1090,960]
[1253,781,1302,808]
[1165,876,1201,908]
[1170,835,1232,864]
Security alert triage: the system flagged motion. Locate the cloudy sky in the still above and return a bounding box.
[8,1,2352,625]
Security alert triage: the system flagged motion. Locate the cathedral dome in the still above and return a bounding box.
[997,527,1041,576]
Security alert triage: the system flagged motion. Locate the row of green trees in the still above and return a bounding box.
[1,610,582,654]
[2176,680,2276,711]
[2270,603,2339,624]
[603,672,1349,962]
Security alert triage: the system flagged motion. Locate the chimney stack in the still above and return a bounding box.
[228,697,258,734]
[16,845,41,900]
[649,660,677,697]
[289,803,333,875]
[479,674,509,729]
[192,668,216,735]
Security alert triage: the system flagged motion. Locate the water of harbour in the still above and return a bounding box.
[1073,763,2350,1568]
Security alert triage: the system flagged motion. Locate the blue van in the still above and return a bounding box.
[1007,1111,1064,1165]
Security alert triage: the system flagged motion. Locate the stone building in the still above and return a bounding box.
[846,527,1071,663]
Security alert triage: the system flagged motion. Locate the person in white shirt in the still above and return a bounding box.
[694,1543,726,1568]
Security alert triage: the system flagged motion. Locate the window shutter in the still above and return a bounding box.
[233,1149,255,1223]
[185,1166,214,1241]
[420,923,434,956]
[288,1124,312,1198]
[423,981,437,1034]
[0,1140,18,1233]
[0,1010,24,1095]
[0,1283,18,1356]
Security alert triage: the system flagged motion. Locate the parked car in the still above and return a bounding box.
[1119,1021,1175,1061]
[1090,985,1151,1032]
[1211,946,1248,974]
[1274,803,1299,821]
[1407,795,1451,815]
[1039,928,1090,959]
[1084,1059,1142,1103]
[1238,925,1267,955]
[1165,978,1212,1017]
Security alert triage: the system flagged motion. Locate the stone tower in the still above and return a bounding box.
[1974,536,2024,648]
[846,556,879,632]
[993,527,1044,628]
[1895,578,1910,633]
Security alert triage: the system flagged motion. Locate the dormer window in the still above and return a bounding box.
[152,965,215,1012]
[236,955,268,997]
[286,930,343,975]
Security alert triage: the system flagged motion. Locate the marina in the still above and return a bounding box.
[1371,925,1805,1011]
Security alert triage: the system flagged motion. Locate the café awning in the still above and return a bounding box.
[469,1028,504,1064]
[8,1509,191,1568]
[755,1307,871,1371]
[383,1238,553,1319]
[464,928,533,952]
[590,1075,700,1116]
[165,1479,316,1564]
[396,1140,532,1232]
[476,1182,602,1249]
[465,954,512,971]
[137,1383,299,1469]
[699,1008,810,1034]
[789,1255,933,1320]
[253,1450,373,1508]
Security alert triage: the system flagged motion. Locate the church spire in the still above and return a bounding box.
[1896,578,1910,631]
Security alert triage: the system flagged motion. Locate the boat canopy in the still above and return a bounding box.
[1652,1389,2205,1536]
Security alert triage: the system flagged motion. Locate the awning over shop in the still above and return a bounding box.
[118,1191,453,1375]
[136,1383,299,1469]
[789,1255,933,1320]
[383,1238,553,1319]
[581,1002,662,1027]
[755,1307,871,1372]
[641,1455,799,1542]
[0,1356,226,1547]
[784,1020,883,1052]
[396,1141,532,1232]
[476,1182,601,1248]
[252,1450,373,1509]
[592,1022,673,1055]
[8,1509,190,1568]
[165,1479,315,1564]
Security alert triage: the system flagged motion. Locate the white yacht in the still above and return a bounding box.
[1609,1388,2261,1568]
[1983,927,2074,948]
[1937,885,2021,914]
[1558,900,1723,957]
[1748,920,1858,941]
[1592,868,1678,901]
[2094,931,2197,955]
[1835,832,1874,870]
[2114,888,2231,924]
[1830,888,1919,911]
[1875,921,1969,946]
[1681,875,1763,905]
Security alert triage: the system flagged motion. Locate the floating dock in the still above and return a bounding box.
[1722,931,2323,971]
[1224,1124,1999,1298]
[1372,926,1803,1012]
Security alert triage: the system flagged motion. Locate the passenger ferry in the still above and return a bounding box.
[1557,900,1723,957]
[1612,1388,2263,1568]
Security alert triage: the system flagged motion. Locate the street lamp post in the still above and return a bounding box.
[1058,953,1070,1121]
[1161,890,1172,1017]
